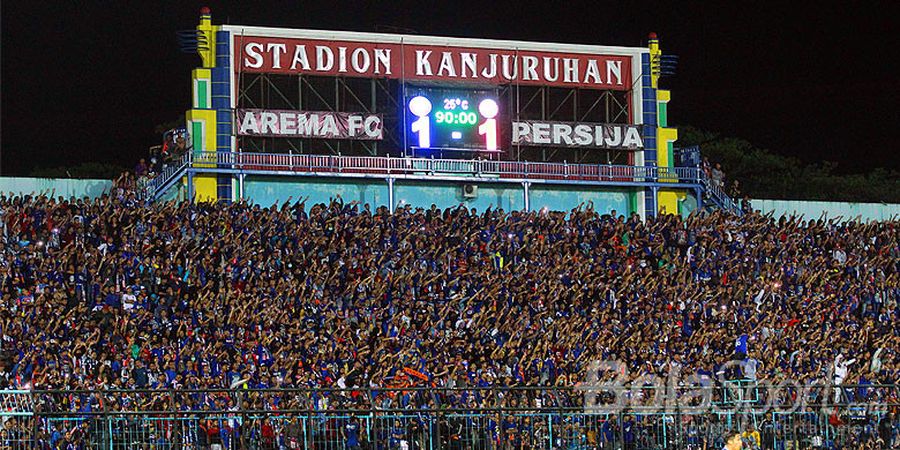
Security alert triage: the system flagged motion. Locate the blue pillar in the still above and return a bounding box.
[523,181,530,212]
[387,177,395,213]
[186,170,195,203]
[649,186,658,217]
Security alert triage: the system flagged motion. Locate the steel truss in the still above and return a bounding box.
[237,74,404,157]
[503,85,631,164]
[236,74,631,164]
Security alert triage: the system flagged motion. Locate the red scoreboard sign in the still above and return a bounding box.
[235,36,633,90]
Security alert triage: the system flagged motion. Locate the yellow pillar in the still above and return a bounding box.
[197,6,216,69]
[649,33,661,89]
[184,7,219,202]
[650,34,683,215]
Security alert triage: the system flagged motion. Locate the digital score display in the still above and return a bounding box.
[407,89,499,153]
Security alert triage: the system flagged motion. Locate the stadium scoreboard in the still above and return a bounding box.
[407,88,500,153]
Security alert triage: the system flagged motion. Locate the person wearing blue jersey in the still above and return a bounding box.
[389,419,405,448]
[600,417,617,448]
[342,415,362,449]
[623,415,635,450]
[734,334,749,361]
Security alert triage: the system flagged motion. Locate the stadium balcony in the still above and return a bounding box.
[141,151,742,214]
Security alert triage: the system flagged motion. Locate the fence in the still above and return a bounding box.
[751,198,900,223]
[188,152,704,183]
[142,152,730,208]
[141,152,706,195]
[0,177,112,200]
[1,384,897,449]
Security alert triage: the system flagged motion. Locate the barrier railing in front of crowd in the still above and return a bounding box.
[182,151,707,186]
[1,385,897,449]
[139,151,743,212]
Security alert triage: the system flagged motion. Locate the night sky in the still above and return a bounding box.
[2,1,896,175]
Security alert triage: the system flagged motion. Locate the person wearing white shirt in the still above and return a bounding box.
[833,353,856,404]
[832,247,847,265]
[122,287,137,311]
[743,358,760,381]
[870,347,884,374]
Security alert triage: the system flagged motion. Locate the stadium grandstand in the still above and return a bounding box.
[0,7,898,450]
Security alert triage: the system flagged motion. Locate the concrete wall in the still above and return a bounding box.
[26,175,896,224]
[752,199,900,222]
[681,191,698,218]
[241,176,637,215]
[0,177,112,199]
[13,176,897,224]
[243,176,389,208]
[158,178,185,203]
[529,184,632,216]
[393,181,523,212]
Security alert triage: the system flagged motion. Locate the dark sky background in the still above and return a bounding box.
[2,1,897,175]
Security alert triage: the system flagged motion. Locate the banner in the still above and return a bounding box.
[403,367,430,381]
[235,36,632,90]
[511,120,643,149]
[237,109,383,139]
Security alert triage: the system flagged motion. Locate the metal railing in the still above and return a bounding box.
[2,385,897,449]
[139,152,744,214]
[701,176,743,215]
[12,410,894,450]
[139,157,190,200]
[183,151,705,185]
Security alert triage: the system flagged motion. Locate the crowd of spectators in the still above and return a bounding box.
[1,190,897,403]
[1,189,898,449]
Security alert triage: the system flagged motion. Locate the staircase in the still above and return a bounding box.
[141,155,189,202]
[701,176,743,215]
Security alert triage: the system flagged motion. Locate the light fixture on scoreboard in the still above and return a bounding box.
[406,88,500,154]
[477,98,499,151]
[408,95,432,149]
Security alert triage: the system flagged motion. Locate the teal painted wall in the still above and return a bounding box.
[393,181,522,212]
[242,176,640,214]
[243,176,388,207]
[0,177,111,199]
[752,199,900,222]
[681,192,698,218]
[529,185,632,215]
[159,178,185,203]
